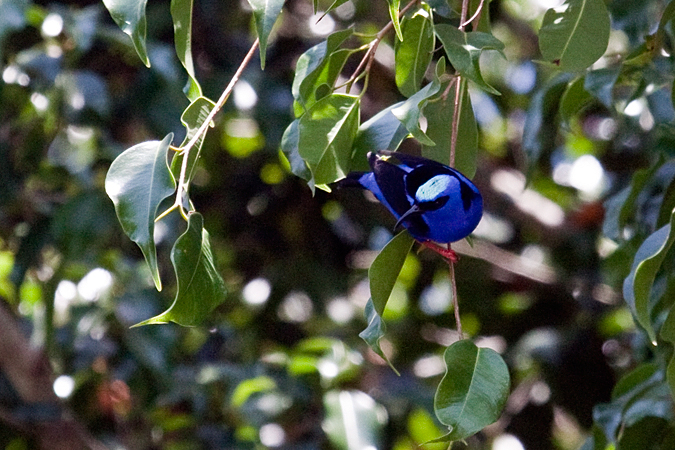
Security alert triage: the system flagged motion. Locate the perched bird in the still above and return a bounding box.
[340,150,483,261]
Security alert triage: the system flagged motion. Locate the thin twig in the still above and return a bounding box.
[449,260,462,337]
[461,0,485,28]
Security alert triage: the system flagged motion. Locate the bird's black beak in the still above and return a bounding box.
[394,204,422,231]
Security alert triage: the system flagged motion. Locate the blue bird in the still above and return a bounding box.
[341,150,483,261]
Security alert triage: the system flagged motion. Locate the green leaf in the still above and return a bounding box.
[660,307,675,402]
[230,376,276,407]
[105,134,176,291]
[351,101,410,172]
[323,390,388,449]
[623,209,675,344]
[469,0,492,33]
[280,119,312,184]
[170,96,216,184]
[386,0,403,41]
[171,0,202,100]
[359,298,399,374]
[584,66,621,108]
[247,0,285,69]
[322,0,350,16]
[292,29,353,112]
[435,25,504,95]
[395,6,434,98]
[102,0,151,67]
[136,213,226,326]
[434,340,510,441]
[422,79,478,178]
[297,93,360,186]
[538,0,610,72]
[559,76,593,127]
[369,231,415,316]
[392,58,444,145]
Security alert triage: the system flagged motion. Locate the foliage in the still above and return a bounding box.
[2,0,675,448]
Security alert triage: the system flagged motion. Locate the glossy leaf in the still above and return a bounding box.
[102,0,151,67]
[386,0,403,41]
[422,79,478,178]
[297,93,360,186]
[434,340,510,441]
[171,0,202,100]
[395,6,434,98]
[247,0,285,69]
[392,58,444,145]
[538,0,610,72]
[623,209,675,344]
[435,25,504,95]
[351,101,409,172]
[359,298,399,374]
[170,96,216,185]
[105,134,176,291]
[369,231,415,316]
[136,213,226,326]
[280,118,313,184]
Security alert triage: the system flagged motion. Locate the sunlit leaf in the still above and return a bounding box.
[395,6,434,98]
[351,101,409,172]
[434,340,510,441]
[623,209,675,344]
[136,213,227,326]
[369,231,415,316]
[231,376,276,407]
[105,134,176,291]
[171,0,202,100]
[323,390,388,449]
[102,0,151,67]
[280,119,313,184]
[386,0,403,41]
[297,93,360,186]
[170,96,216,185]
[247,0,285,69]
[538,0,610,72]
[422,79,478,177]
[435,25,504,95]
[359,298,399,374]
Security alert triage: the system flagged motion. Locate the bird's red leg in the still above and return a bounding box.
[420,241,458,263]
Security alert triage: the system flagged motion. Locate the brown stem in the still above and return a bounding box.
[449,260,462,337]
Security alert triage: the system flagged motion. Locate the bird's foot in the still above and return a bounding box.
[420,241,458,263]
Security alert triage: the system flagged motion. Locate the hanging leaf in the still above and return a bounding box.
[369,231,415,316]
[392,58,444,145]
[135,212,227,326]
[297,93,360,186]
[170,96,216,184]
[102,0,151,67]
[171,0,202,100]
[623,209,675,344]
[395,6,434,98]
[422,79,478,178]
[280,118,313,184]
[559,76,594,127]
[105,134,176,291]
[538,0,610,72]
[433,340,510,441]
[359,298,399,374]
[247,0,285,69]
[386,0,403,41]
[351,101,409,172]
[435,25,504,95]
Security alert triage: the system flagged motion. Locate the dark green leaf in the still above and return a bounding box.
[559,76,593,127]
[102,0,151,67]
[247,0,285,69]
[395,6,434,98]
[386,0,403,41]
[623,209,675,344]
[434,340,510,441]
[392,58,444,145]
[351,101,409,172]
[538,0,610,72]
[280,119,312,184]
[171,0,202,100]
[369,231,414,316]
[658,172,675,228]
[584,66,621,108]
[435,24,504,95]
[359,298,399,374]
[660,307,675,402]
[422,79,478,178]
[136,213,227,326]
[297,93,360,186]
[105,134,176,291]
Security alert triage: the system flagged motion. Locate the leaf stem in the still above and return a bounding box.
[449,260,462,337]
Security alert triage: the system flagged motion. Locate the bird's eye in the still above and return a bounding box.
[420,196,449,210]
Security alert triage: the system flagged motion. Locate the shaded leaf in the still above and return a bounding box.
[298,93,360,186]
[623,209,675,344]
[369,231,415,316]
[359,298,399,374]
[434,340,510,441]
[136,212,226,326]
[105,134,176,291]
[584,66,621,108]
[660,307,675,402]
[395,6,434,98]
[538,0,610,72]
[280,118,312,184]
[559,76,593,127]
[171,0,202,100]
[422,79,478,177]
[351,101,409,172]
[247,0,285,69]
[435,25,504,95]
[102,0,151,67]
